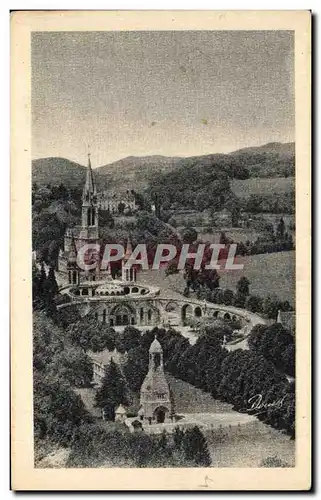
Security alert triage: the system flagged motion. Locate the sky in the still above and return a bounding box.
[32,30,294,167]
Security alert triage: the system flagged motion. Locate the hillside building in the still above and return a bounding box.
[97,190,137,215]
[139,337,173,424]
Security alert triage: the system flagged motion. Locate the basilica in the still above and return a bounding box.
[60,153,137,286]
[57,153,267,360]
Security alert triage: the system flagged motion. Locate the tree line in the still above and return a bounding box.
[122,326,295,438]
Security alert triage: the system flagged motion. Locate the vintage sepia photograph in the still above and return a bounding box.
[11,11,311,490]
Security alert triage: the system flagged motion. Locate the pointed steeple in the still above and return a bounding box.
[121,236,136,282]
[67,234,80,285]
[82,148,96,205]
[124,237,133,262]
[67,234,78,267]
[81,149,99,229]
[149,335,162,353]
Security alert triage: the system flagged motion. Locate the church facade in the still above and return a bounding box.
[97,189,137,215]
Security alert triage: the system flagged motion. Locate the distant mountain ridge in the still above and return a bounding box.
[229,142,294,156]
[32,142,295,190]
[32,157,87,189]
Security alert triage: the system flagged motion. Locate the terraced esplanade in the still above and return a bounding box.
[58,278,267,342]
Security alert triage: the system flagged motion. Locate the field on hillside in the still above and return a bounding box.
[231,176,295,198]
[219,251,295,304]
[198,228,263,244]
[166,375,295,468]
[141,250,295,305]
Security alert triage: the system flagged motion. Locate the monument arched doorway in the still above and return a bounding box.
[110,304,136,326]
[154,406,169,424]
[194,306,202,318]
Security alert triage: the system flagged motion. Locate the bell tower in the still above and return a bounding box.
[77,148,99,252]
[140,337,172,423]
[67,234,80,285]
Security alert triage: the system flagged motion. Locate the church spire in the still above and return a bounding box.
[82,147,96,204]
[124,236,133,262]
[68,234,78,265]
[121,236,136,282]
[81,149,98,229]
[67,234,80,285]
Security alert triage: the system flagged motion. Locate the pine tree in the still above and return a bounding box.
[47,266,59,295]
[158,430,168,451]
[39,262,47,295]
[182,426,211,466]
[95,359,129,421]
[42,266,58,317]
[173,426,185,449]
[32,263,43,309]
[237,276,250,296]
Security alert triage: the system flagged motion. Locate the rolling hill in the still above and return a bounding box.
[32,142,295,191]
[95,155,184,190]
[228,142,295,178]
[230,142,294,157]
[32,157,87,189]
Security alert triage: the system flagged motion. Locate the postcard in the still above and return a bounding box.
[11,10,311,490]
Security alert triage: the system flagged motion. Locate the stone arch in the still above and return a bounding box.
[110,303,136,326]
[224,312,231,321]
[194,306,202,318]
[181,303,193,323]
[132,287,139,293]
[213,310,219,318]
[124,286,130,295]
[165,301,179,313]
[153,405,170,423]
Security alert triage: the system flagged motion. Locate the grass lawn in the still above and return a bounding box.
[219,251,295,304]
[141,251,295,305]
[166,375,295,468]
[231,176,294,198]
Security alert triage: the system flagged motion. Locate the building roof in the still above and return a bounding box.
[149,337,162,353]
[138,406,145,415]
[140,371,170,395]
[277,310,295,333]
[88,349,127,367]
[96,282,123,294]
[115,404,126,415]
